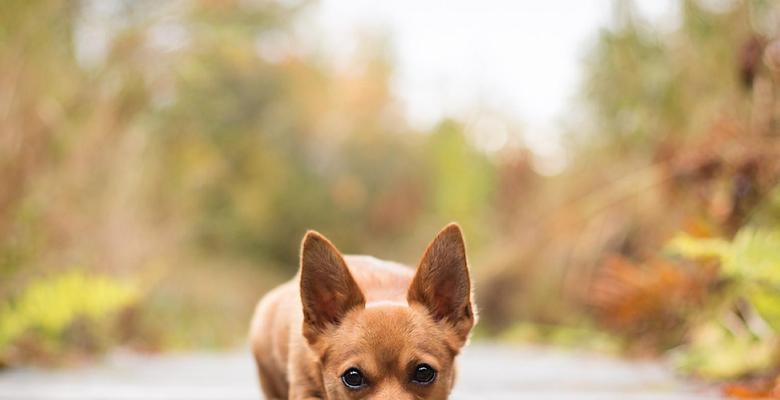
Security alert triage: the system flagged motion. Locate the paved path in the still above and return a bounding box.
[0,344,722,399]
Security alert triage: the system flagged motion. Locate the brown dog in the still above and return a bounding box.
[249,223,476,399]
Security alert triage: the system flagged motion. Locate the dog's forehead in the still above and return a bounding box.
[360,306,416,350]
[343,306,447,364]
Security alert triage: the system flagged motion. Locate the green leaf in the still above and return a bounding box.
[666,233,730,261]
[672,321,777,379]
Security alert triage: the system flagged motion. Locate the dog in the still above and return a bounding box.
[249,223,476,399]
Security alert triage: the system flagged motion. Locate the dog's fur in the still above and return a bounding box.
[249,223,476,399]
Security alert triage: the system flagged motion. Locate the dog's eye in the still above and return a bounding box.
[411,363,437,385]
[341,368,366,389]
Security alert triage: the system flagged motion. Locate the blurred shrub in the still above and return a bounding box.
[476,5,780,389]
[0,271,139,366]
[589,256,714,351]
[498,321,621,354]
[671,321,777,380]
[667,228,780,378]
[0,0,501,363]
[669,228,780,330]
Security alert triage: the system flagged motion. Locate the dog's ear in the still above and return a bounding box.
[407,223,475,342]
[300,230,365,344]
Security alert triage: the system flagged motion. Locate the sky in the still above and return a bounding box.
[303,0,678,172]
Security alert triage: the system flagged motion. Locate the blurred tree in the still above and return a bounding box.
[0,0,502,362]
[578,0,749,154]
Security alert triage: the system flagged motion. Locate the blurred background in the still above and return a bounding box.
[2,0,780,393]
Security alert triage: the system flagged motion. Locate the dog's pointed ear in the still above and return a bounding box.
[407,223,475,341]
[300,230,365,344]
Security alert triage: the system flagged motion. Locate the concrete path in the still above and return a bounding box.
[0,344,723,399]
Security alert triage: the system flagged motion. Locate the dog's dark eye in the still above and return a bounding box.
[411,363,437,385]
[341,368,366,389]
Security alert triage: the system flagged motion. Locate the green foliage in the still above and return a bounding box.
[670,321,777,379]
[579,0,748,153]
[143,2,500,268]
[0,0,500,363]
[669,228,780,329]
[499,321,621,354]
[667,228,780,378]
[558,1,780,382]
[666,234,730,262]
[426,121,496,236]
[0,271,139,355]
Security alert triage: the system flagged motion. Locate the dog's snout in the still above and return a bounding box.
[372,381,415,400]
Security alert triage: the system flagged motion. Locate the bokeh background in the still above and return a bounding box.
[2,0,780,392]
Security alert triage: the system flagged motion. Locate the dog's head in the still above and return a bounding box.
[299,223,475,400]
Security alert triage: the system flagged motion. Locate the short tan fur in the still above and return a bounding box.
[249,223,476,400]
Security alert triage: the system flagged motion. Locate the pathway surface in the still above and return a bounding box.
[0,344,723,399]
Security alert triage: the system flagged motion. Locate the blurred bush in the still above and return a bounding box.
[0,270,138,366]
[474,0,780,385]
[0,0,500,366]
[667,228,780,379]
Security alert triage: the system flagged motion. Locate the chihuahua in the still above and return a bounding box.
[249,223,476,399]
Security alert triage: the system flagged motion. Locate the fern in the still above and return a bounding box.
[0,271,139,352]
[666,228,780,377]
